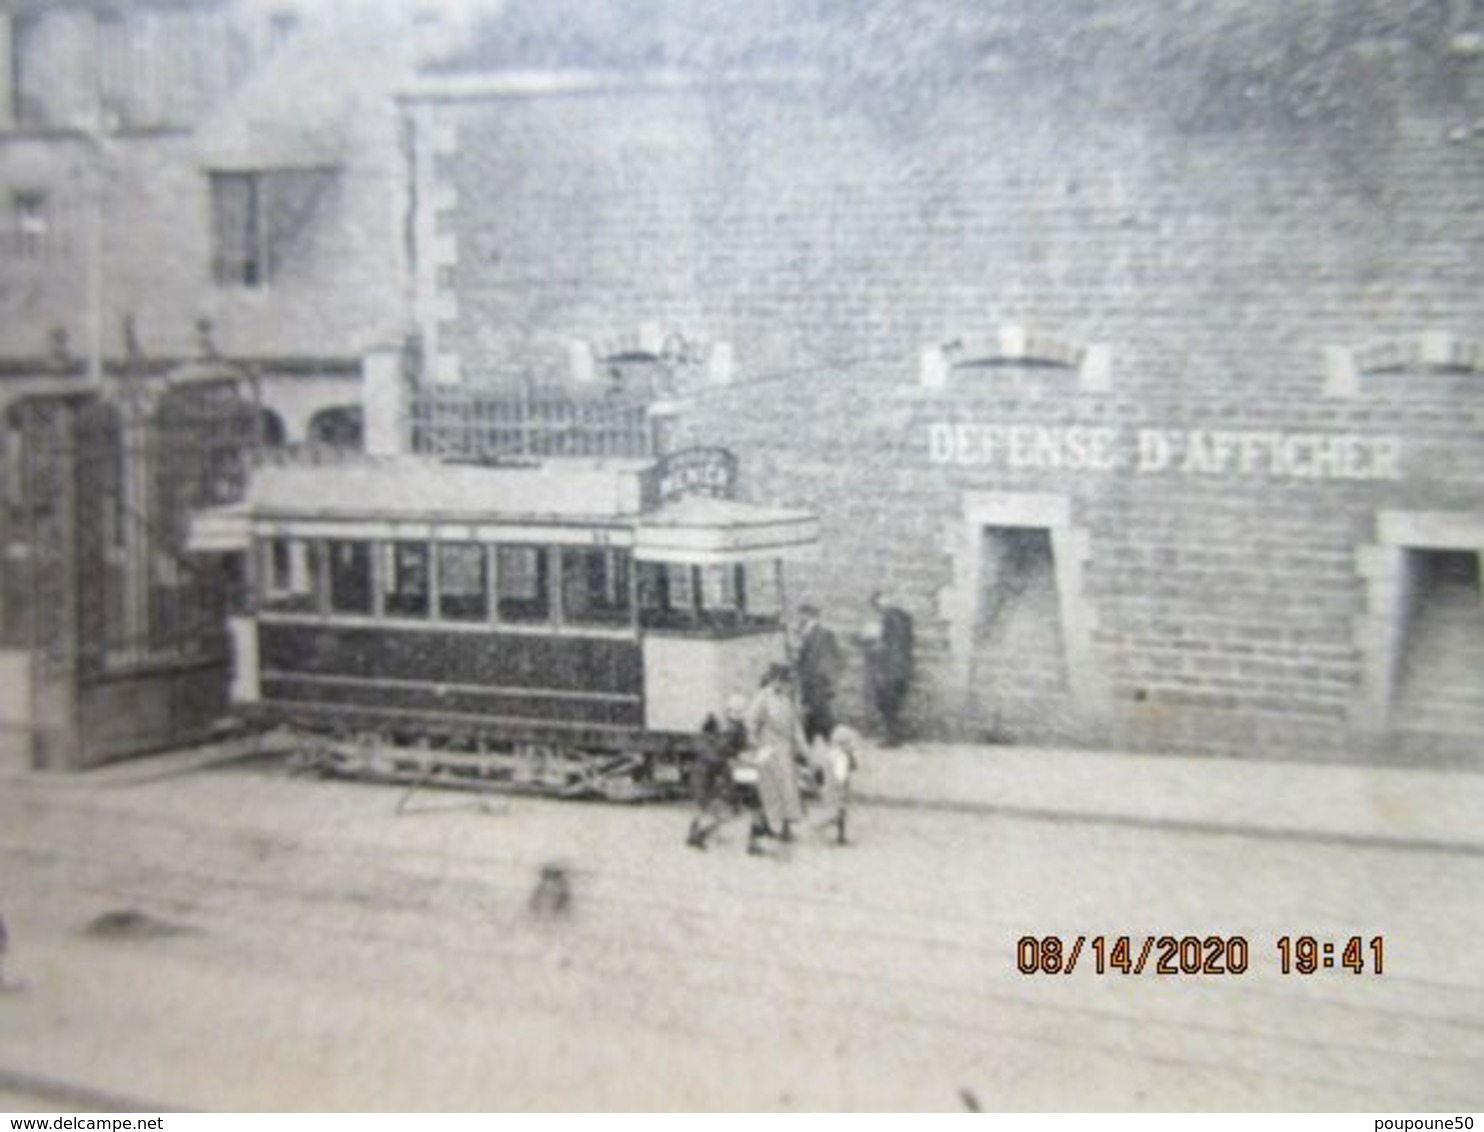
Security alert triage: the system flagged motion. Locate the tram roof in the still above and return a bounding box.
[189,456,820,562]
[636,496,819,564]
[244,456,656,521]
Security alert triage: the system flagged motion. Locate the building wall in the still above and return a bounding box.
[411,14,1484,763]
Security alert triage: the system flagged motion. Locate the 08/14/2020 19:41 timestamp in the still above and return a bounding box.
[1014,935,1385,975]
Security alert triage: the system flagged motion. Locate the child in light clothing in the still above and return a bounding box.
[816,725,860,845]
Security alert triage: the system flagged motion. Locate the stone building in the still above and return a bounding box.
[399,0,1484,766]
[0,0,477,765]
[0,0,452,441]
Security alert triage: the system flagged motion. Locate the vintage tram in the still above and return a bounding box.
[189,448,818,798]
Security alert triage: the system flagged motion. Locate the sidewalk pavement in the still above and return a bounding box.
[5,731,1482,853]
[854,742,1484,852]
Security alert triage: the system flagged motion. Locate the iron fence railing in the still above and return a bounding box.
[409,388,656,461]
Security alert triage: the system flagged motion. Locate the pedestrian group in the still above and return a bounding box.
[686,591,914,856]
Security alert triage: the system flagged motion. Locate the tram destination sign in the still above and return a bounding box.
[643,446,740,506]
[926,423,1401,480]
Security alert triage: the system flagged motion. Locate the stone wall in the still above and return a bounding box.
[411,6,1484,763]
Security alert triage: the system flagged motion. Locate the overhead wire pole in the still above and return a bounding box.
[83,42,113,389]
[84,144,104,387]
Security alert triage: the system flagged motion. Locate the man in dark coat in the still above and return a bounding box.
[860,591,914,746]
[795,603,845,745]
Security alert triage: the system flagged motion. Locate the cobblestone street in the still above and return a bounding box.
[2,753,1482,1111]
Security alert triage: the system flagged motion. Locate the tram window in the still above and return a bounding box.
[638,562,777,630]
[3,419,23,508]
[561,547,632,626]
[221,552,249,617]
[742,564,782,624]
[638,562,689,628]
[497,545,549,622]
[259,538,317,613]
[328,540,373,615]
[638,562,672,624]
[700,565,741,618]
[667,564,696,614]
[268,540,291,591]
[438,543,488,621]
[384,541,430,618]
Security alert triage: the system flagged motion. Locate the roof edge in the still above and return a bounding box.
[398,66,821,104]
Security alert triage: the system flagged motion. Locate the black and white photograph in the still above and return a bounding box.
[0,0,1481,1113]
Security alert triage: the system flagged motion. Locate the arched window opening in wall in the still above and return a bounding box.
[603,350,676,401]
[308,405,363,450]
[1448,0,1484,49]
[568,324,734,395]
[920,324,1110,392]
[1324,333,1484,396]
[258,408,286,448]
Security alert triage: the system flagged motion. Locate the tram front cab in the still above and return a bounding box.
[634,495,818,732]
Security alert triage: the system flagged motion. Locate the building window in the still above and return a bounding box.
[269,10,300,50]
[307,406,363,449]
[496,545,549,623]
[211,172,262,285]
[96,13,132,126]
[9,13,43,127]
[209,168,335,287]
[383,541,429,619]
[437,543,488,621]
[11,191,47,259]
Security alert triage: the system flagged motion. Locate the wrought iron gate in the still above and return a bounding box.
[0,374,255,768]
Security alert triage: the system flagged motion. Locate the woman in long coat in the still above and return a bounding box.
[744,664,807,850]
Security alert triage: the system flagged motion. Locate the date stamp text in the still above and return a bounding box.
[1016,934,1385,976]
